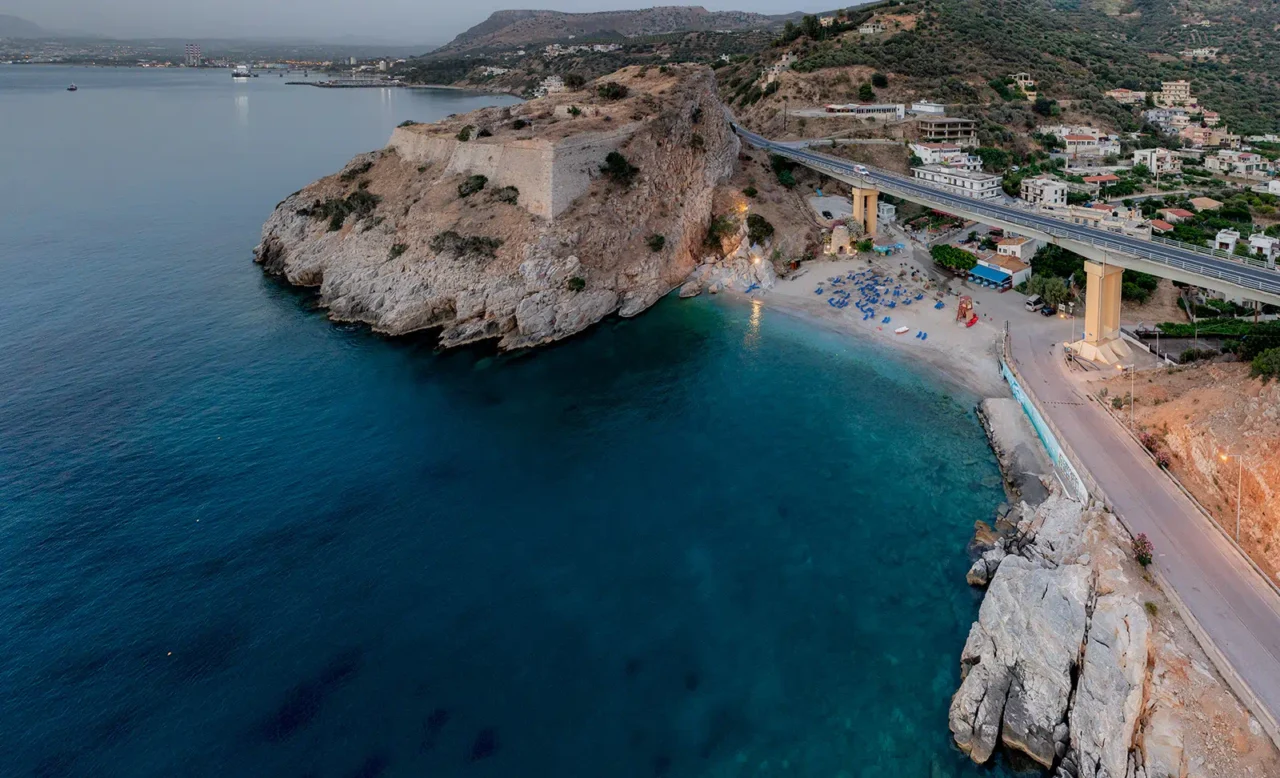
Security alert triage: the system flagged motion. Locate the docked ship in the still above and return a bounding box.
[232,66,251,79]
[67,83,77,91]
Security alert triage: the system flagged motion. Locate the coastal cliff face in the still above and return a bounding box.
[255,65,738,349]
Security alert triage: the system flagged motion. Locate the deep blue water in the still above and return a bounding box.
[1,66,1014,777]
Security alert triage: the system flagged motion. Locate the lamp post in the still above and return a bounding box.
[1219,450,1243,541]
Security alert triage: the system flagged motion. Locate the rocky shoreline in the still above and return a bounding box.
[963,399,1280,777]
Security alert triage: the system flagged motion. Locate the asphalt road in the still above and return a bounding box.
[1010,320,1280,736]
[736,128,1280,299]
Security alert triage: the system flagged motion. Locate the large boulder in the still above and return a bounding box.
[1069,593,1151,778]
[950,555,1091,767]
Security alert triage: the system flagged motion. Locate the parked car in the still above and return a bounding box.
[1024,294,1044,312]
[1040,305,1057,316]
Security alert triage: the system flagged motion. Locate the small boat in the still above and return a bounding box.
[232,66,250,79]
[67,83,77,91]
[894,326,910,335]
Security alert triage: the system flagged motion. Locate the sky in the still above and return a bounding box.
[6,0,835,46]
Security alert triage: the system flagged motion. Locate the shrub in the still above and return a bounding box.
[743,186,758,198]
[397,120,420,128]
[1144,601,1158,618]
[339,160,373,182]
[871,72,888,88]
[477,128,492,138]
[597,81,629,101]
[1121,281,1151,304]
[777,168,797,188]
[492,186,519,205]
[456,125,474,142]
[1132,533,1154,567]
[1251,347,1280,382]
[690,133,705,150]
[389,243,407,260]
[646,234,666,252]
[600,151,639,186]
[858,82,875,101]
[1179,347,1218,364]
[705,214,737,248]
[458,175,488,198]
[300,190,382,231]
[856,239,873,253]
[564,73,585,90]
[429,231,503,259]
[567,276,586,292]
[746,214,775,246]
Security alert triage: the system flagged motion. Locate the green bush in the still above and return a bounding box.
[564,73,585,90]
[457,175,488,198]
[492,186,519,205]
[743,186,758,198]
[856,239,874,253]
[477,128,492,138]
[456,125,474,142]
[567,276,586,292]
[429,231,503,259]
[777,169,796,188]
[1121,281,1150,304]
[597,81,629,100]
[646,234,666,252]
[746,214,775,246]
[1179,347,1218,364]
[858,82,875,101]
[600,152,639,186]
[871,72,888,88]
[339,160,374,182]
[705,214,737,248]
[511,119,529,130]
[1250,347,1280,382]
[299,190,382,231]
[397,120,419,128]
[389,243,408,260]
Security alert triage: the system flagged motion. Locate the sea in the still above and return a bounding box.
[0,66,1016,778]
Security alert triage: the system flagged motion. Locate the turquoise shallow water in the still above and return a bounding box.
[0,66,1015,777]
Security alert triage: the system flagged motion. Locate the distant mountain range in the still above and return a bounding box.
[0,14,47,38]
[431,6,804,57]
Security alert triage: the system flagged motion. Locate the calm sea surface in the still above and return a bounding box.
[0,66,1014,777]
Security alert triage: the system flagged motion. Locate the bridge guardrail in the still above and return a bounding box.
[738,130,1280,298]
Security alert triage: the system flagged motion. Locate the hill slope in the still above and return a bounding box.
[432,6,791,56]
[0,14,46,38]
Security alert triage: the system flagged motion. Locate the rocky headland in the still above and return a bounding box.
[255,65,739,350]
[956,400,1280,777]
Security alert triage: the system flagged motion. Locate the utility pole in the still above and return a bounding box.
[1236,453,1243,542]
[1130,364,1136,430]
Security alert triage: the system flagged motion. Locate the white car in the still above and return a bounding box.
[852,164,870,175]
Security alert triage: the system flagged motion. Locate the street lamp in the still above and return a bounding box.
[1117,363,1135,429]
[1219,450,1243,541]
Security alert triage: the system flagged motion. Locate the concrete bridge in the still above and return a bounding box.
[735,126,1280,363]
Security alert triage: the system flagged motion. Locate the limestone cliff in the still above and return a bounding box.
[254,65,738,350]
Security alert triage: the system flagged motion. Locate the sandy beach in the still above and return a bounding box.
[762,254,1009,398]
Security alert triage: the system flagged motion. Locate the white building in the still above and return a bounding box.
[1010,72,1036,98]
[1205,150,1271,179]
[877,200,897,225]
[996,235,1038,262]
[1020,176,1069,207]
[910,101,946,115]
[1133,147,1182,175]
[533,75,566,97]
[819,16,836,27]
[1249,235,1280,266]
[858,22,885,34]
[911,166,1002,200]
[823,103,906,120]
[977,254,1032,287]
[479,66,511,77]
[1215,229,1240,253]
[909,143,981,171]
[1156,80,1195,107]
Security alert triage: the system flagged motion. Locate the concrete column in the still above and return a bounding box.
[1070,260,1131,364]
[850,187,879,236]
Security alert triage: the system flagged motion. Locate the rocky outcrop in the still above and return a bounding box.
[951,494,1153,776]
[677,227,779,299]
[254,65,738,350]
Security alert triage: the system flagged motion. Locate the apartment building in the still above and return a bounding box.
[918,117,977,146]
[1020,176,1069,207]
[1133,147,1182,175]
[1204,150,1271,179]
[1156,80,1195,107]
[911,165,1002,199]
[909,143,981,170]
[1105,88,1147,105]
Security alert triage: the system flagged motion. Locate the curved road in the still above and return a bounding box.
[736,127,1280,302]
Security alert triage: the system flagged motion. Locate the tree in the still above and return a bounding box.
[563,73,585,90]
[974,146,1010,172]
[597,81,629,100]
[908,153,924,168]
[801,14,823,40]
[858,82,876,102]
[747,214,775,246]
[1032,96,1057,117]
[930,244,978,272]
[1251,347,1280,382]
[646,234,665,252]
[1026,274,1071,307]
[1030,244,1085,282]
[872,72,889,88]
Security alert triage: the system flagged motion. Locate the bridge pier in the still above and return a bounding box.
[1069,260,1132,365]
[850,186,878,236]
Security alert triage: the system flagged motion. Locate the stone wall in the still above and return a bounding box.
[387,124,640,220]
